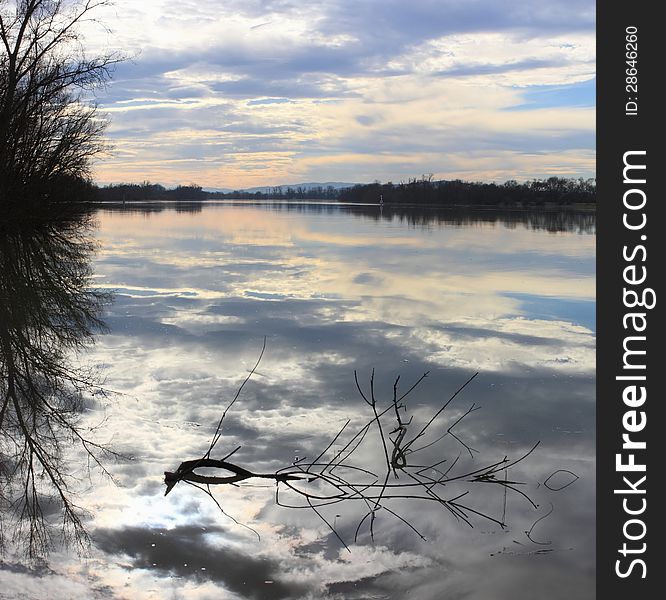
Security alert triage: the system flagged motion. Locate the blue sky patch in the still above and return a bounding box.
[506,78,596,112]
[504,292,596,331]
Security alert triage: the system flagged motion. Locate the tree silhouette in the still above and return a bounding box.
[0,0,120,204]
[0,209,120,557]
[338,176,596,206]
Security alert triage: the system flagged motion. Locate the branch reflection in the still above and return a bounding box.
[0,209,115,557]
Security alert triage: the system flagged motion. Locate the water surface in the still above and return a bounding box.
[3,202,595,599]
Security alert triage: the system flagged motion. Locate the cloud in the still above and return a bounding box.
[90,0,595,187]
[93,525,309,599]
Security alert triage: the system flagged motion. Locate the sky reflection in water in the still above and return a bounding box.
[7,203,595,599]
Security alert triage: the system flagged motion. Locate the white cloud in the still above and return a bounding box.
[86,0,595,187]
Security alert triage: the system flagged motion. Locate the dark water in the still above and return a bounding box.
[1,202,595,599]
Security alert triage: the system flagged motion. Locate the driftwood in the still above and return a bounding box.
[164,458,308,495]
[163,340,547,550]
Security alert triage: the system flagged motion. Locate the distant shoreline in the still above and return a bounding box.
[93,177,596,208]
[94,198,596,211]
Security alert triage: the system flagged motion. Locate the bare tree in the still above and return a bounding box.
[0,211,120,557]
[0,0,120,203]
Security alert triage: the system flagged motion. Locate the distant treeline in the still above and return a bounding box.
[94,176,595,206]
[338,176,596,206]
[95,183,208,202]
[95,183,341,202]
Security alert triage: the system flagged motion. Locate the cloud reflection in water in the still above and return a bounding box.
[24,203,594,599]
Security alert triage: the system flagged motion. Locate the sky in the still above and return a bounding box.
[85,0,596,189]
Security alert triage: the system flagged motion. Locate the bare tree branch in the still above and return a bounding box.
[1,0,122,204]
[1,214,124,557]
[165,358,543,550]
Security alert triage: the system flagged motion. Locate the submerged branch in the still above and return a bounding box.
[165,350,543,549]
